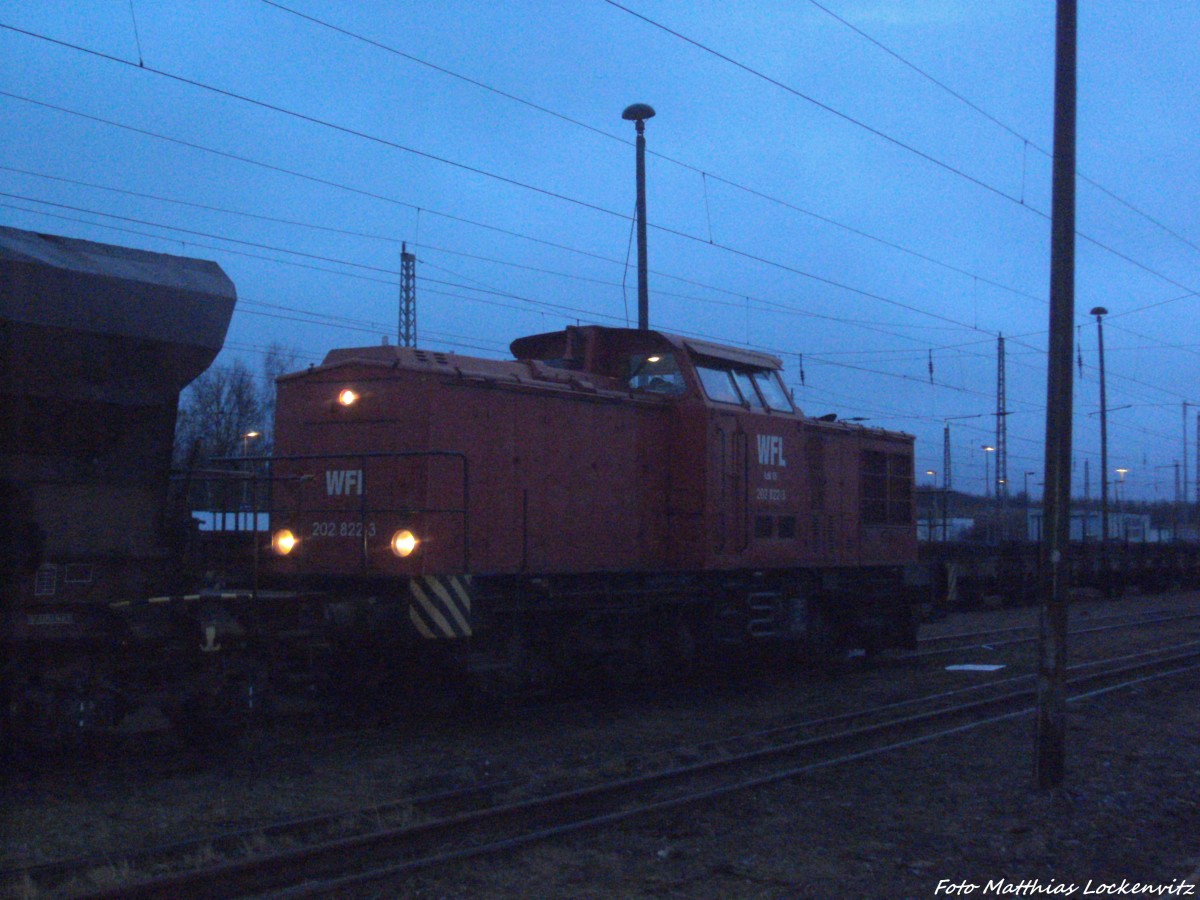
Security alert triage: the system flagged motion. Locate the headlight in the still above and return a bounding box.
[337,389,359,407]
[272,529,297,555]
[391,529,418,557]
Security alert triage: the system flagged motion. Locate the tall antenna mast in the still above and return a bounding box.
[399,242,416,348]
[622,103,655,330]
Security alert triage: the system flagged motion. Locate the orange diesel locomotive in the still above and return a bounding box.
[264,324,920,684]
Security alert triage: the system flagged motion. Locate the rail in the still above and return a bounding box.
[54,642,1200,899]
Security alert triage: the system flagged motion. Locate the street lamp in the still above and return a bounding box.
[1024,471,1037,542]
[982,445,996,498]
[240,430,262,520]
[1116,467,1130,540]
[1091,306,1110,545]
[622,102,655,331]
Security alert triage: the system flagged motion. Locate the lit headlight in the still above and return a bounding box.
[391,529,418,557]
[337,389,359,407]
[272,529,297,555]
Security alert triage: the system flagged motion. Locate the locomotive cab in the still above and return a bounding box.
[508,326,917,648]
[510,325,690,396]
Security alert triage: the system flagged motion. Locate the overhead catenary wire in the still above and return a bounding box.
[804,0,1200,262]
[257,0,1046,306]
[0,193,1031,408]
[603,0,1031,209]
[0,88,1010,342]
[6,186,1189,417]
[1,61,1189,345]
[2,5,1200,494]
[4,7,1191,322]
[264,0,1200,306]
[5,41,1189,359]
[0,181,995,346]
[611,0,1200,269]
[6,16,1187,345]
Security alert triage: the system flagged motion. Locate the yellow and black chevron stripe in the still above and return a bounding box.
[408,575,473,639]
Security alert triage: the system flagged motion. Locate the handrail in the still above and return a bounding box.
[266,450,471,573]
[177,450,470,589]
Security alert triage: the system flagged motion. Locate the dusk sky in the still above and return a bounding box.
[3,1,1198,502]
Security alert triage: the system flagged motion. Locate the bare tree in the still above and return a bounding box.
[176,347,298,462]
[174,358,262,467]
[257,343,301,454]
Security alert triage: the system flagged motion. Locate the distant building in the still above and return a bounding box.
[918,517,975,542]
[194,511,269,532]
[1026,509,1154,542]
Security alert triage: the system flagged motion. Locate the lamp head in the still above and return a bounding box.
[622,103,656,122]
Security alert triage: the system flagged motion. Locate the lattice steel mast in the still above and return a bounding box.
[399,242,416,348]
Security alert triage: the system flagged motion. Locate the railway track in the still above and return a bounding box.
[23,638,1198,900]
[912,606,1200,657]
[0,780,511,899]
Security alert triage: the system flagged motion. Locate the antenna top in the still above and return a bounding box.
[622,103,656,121]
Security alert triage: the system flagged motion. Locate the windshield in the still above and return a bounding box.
[696,358,792,413]
[752,371,793,412]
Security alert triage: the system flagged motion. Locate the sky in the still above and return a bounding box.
[3,1,1199,503]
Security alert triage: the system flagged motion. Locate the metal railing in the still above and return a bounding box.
[174,450,470,588]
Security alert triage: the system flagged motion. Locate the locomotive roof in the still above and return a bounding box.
[301,325,784,380]
[297,343,628,400]
[289,330,913,440]
[510,325,784,371]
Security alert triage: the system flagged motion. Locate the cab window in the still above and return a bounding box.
[697,365,741,404]
[731,370,765,410]
[752,371,794,412]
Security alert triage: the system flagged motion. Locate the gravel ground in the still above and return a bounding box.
[393,669,1200,900]
[4,592,1200,899]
